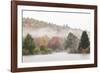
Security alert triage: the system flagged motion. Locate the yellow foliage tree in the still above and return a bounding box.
[39,35,49,48]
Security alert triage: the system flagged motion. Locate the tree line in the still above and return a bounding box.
[22,31,90,55]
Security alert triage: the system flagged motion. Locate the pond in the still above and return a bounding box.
[23,52,90,63]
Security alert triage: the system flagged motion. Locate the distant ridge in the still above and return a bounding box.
[23,18,89,39]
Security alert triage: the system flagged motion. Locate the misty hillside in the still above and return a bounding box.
[23,18,70,29]
[22,18,87,39]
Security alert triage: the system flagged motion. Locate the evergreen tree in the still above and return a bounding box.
[65,32,79,49]
[23,34,36,55]
[78,31,90,52]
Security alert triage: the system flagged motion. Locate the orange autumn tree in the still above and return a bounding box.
[38,35,52,54]
[47,36,62,52]
[39,35,49,49]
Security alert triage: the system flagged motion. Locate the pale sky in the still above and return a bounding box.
[23,10,91,31]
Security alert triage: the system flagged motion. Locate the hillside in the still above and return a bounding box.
[22,18,84,39]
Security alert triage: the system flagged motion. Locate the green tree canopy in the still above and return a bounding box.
[23,34,36,55]
[78,31,90,50]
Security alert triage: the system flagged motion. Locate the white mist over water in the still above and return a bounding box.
[23,52,90,62]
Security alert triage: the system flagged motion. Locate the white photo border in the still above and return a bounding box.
[17,5,94,68]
